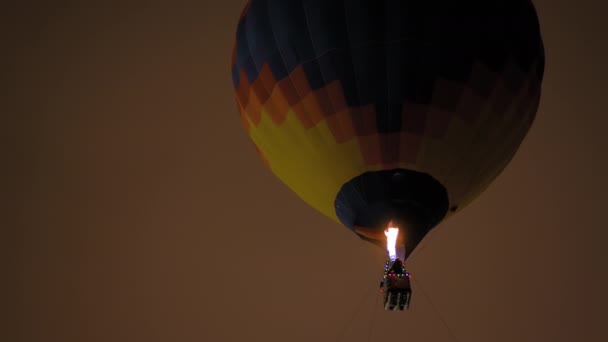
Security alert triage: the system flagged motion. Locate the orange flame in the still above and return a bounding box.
[384,221,399,261]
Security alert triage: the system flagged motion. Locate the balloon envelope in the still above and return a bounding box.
[232,0,544,257]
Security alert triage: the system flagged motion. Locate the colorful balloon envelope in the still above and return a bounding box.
[232,0,544,258]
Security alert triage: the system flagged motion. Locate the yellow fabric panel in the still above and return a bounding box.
[247,109,365,222]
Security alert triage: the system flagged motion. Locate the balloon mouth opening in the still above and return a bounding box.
[335,168,449,231]
[354,219,410,260]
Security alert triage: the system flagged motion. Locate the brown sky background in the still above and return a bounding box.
[5,1,608,341]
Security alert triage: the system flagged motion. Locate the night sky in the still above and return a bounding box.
[6,1,608,341]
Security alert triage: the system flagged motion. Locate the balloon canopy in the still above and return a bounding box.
[232,0,544,258]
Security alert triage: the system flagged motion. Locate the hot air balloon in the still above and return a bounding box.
[232,0,544,309]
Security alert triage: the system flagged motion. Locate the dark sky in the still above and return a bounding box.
[6,1,608,341]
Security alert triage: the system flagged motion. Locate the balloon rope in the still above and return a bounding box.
[411,277,462,342]
[407,228,437,261]
[366,290,380,342]
[334,283,376,342]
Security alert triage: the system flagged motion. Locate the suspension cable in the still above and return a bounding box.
[366,290,380,342]
[407,228,437,261]
[411,277,462,342]
[334,283,376,342]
